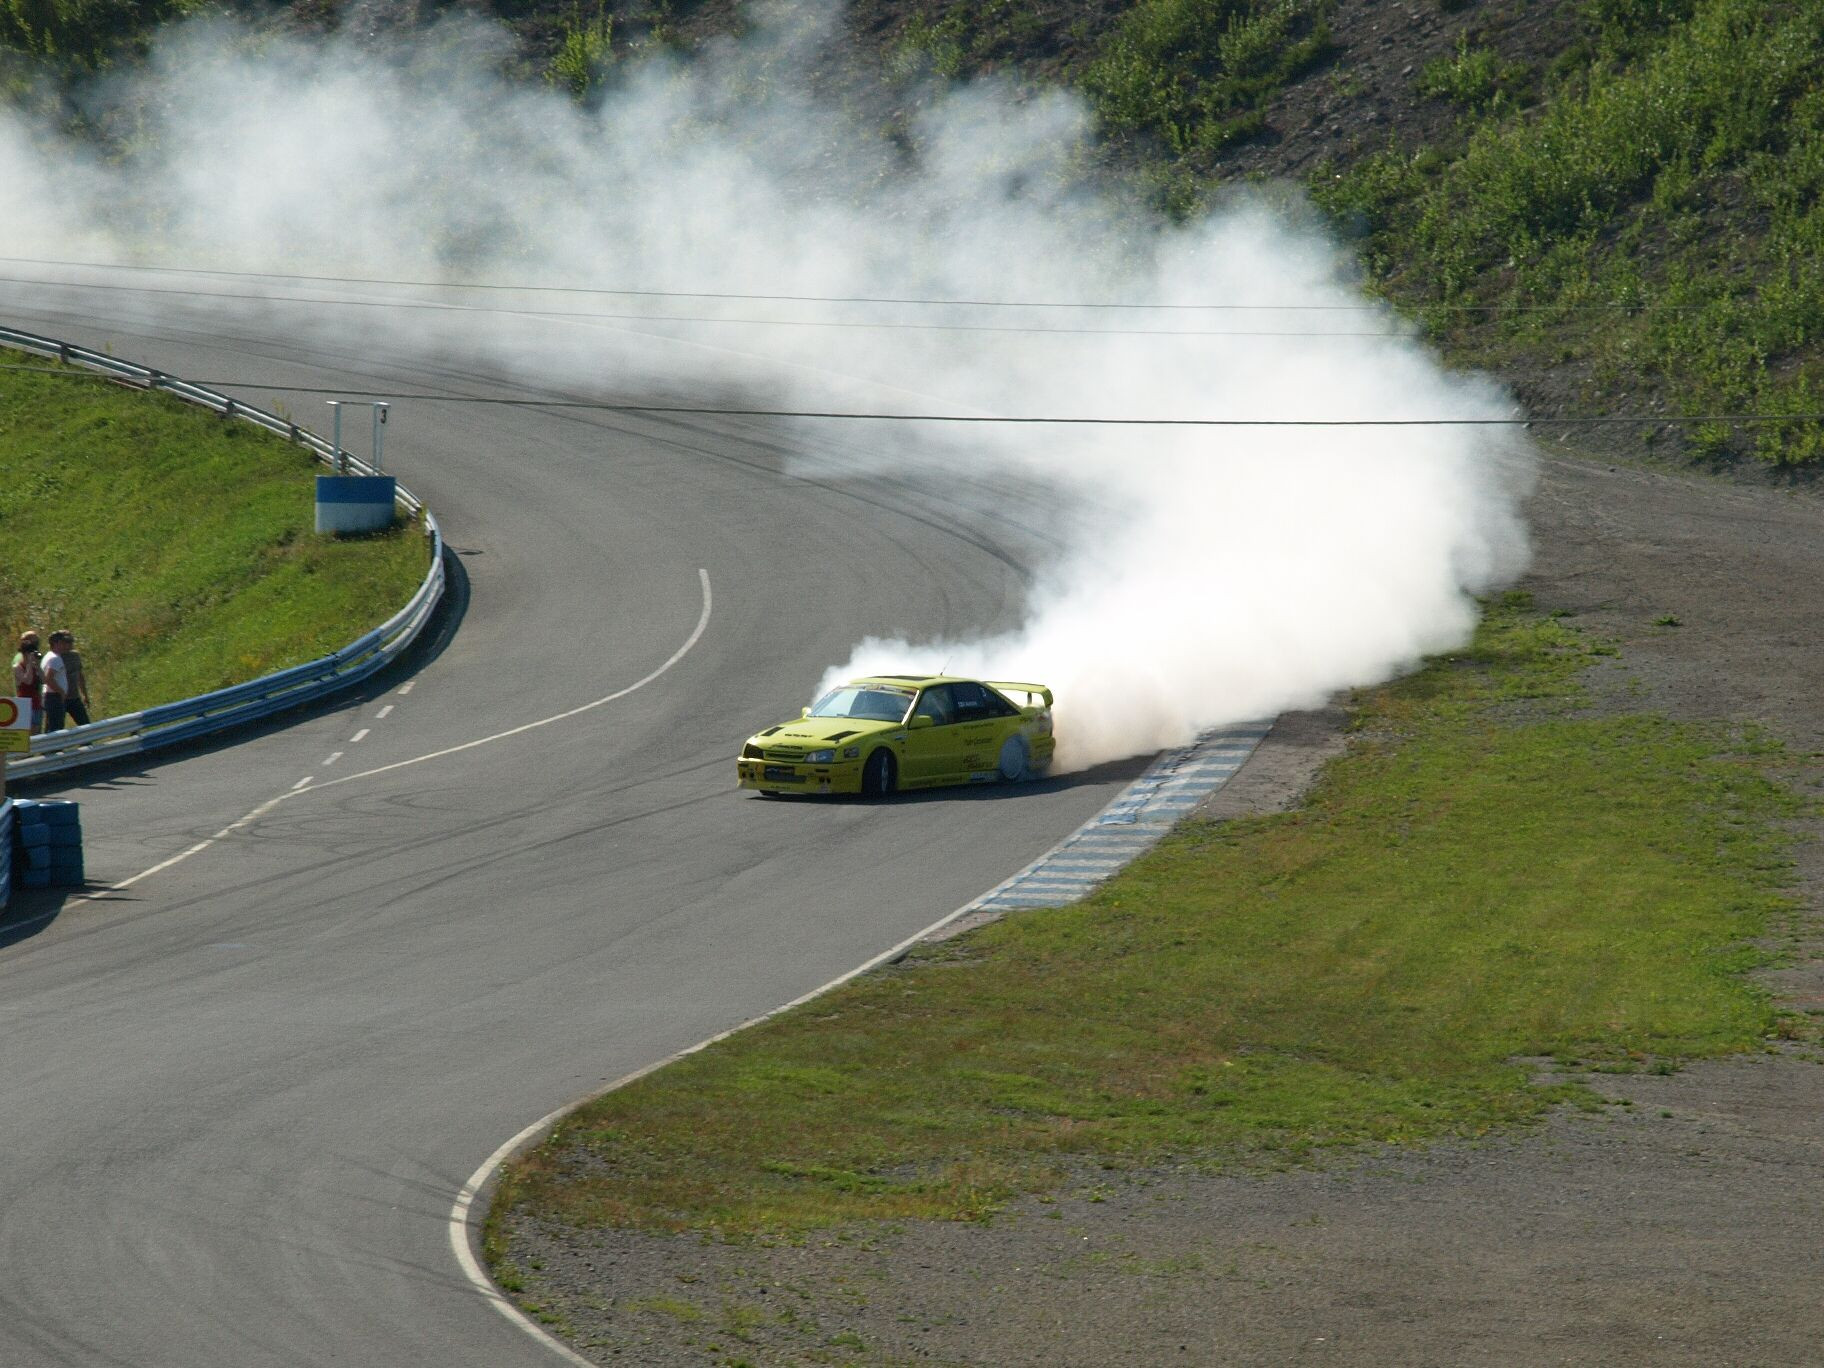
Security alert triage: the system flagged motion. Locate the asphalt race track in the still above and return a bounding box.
[0,298,1150,1365]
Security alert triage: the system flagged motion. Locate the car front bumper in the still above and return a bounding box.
[736,755,866,795]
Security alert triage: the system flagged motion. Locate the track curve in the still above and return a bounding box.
[0,298,1148,1365]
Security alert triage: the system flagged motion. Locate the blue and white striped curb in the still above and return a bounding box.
[931,720,1273,935]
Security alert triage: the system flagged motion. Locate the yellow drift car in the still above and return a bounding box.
[737,675,1056,797]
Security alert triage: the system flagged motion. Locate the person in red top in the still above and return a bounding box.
[11,630,42,734]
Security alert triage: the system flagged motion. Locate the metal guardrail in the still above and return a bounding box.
[2,326,444,783]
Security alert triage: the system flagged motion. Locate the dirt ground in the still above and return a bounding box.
[496,445,1824,1365]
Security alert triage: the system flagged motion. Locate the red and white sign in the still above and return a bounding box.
[0,696,31,753]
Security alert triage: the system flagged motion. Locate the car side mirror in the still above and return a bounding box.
[801,706,811,718]
[910,715,934,729]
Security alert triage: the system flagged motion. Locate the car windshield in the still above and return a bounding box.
[808,686,913,722]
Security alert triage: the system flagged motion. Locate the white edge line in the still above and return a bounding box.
[449,1115,599,1368]
[447,715,1273,1363]
[445,875,1017,1363]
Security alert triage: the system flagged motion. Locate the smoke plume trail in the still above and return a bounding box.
[0,2,1533,769]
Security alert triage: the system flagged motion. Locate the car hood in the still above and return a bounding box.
[749,716,901,749]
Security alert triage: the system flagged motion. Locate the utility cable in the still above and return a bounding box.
[0,253,1706,316]
[0,273,1415,337]
[0,362,1812,426]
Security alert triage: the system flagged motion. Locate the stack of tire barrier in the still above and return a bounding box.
[0,798,12,908]
[12,799,82,891]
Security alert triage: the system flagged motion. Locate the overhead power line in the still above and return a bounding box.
[0,362,1813,427]
[0,253,1694,316]
[0,273,1414,338]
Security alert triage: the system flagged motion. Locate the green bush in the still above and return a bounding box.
[0,0,197,68]
[1084,0,1331,160]
[1417,37,1524,110]
[546,2,613,101]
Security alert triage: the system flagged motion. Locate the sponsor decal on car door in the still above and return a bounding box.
[904,685,964,783]
[949,682,1004,773]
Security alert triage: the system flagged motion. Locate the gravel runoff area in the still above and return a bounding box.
[498,444,1824,1365]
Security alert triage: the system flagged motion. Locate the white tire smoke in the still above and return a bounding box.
[0,2,1534,770]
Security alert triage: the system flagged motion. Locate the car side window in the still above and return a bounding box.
[951,681,997,721]
[977,684,1018,718]
[914,684,958,726]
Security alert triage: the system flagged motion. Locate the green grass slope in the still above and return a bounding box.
[0,353,429,718]
[1320,0,1824,466]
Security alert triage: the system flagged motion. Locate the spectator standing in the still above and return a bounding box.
[39,631,72,732]
[61,632,92,727]
[12,630,42,733]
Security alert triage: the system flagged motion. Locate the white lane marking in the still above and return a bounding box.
[349,729,370,744]
[376,704,394,719]
[85,796,296,902]
[300,568,713,798]
[68,570,713,905]
[83,840,215,896]
[397,681,415,695]
[291,776,313,790]
[324,751,344,766]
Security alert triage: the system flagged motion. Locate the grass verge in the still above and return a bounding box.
[0,352,430,717]
[490,594,1803,1249]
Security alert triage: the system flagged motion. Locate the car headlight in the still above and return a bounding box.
[741,742,764,759]
[842,746,861,759]
[805,749,836,764]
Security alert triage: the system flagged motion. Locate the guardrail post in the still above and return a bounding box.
[329,400,346,474]
[326,399,388,475]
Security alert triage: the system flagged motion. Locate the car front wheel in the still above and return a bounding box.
[861,748,898,797]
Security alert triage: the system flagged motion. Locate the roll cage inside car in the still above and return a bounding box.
[912,681,1020,726]
[808,686,916,723]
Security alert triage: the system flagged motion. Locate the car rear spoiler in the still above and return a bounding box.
[989,680,1053,708]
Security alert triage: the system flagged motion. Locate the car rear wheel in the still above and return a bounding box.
[861,748,898,797]
[997,736,1030,782]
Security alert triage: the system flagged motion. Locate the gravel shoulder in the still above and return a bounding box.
[499,443,1824,1364]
